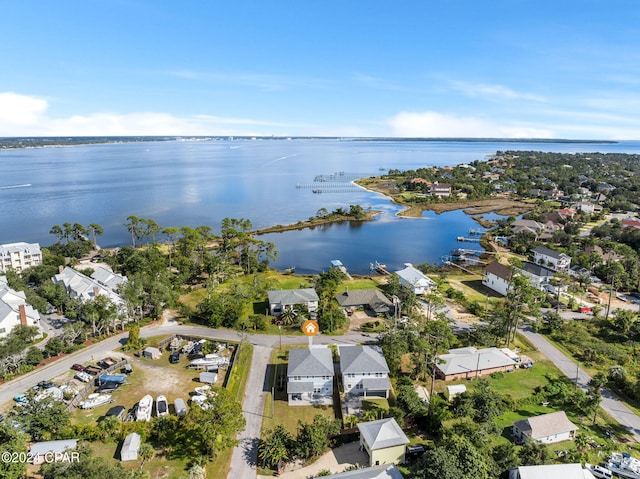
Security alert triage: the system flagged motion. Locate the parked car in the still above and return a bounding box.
[122,364,133,374]
[71,364,85,371]
[37,381,55,389]
[169,351,180,364]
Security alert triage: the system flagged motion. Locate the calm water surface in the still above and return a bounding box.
[2,139,639,274]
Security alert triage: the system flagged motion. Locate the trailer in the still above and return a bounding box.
[199,372,218,384]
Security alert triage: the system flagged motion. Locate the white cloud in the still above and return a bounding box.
[0,91,293,136]
[0,92,48,125]
[448,80,547,103]
[387,111,554,138]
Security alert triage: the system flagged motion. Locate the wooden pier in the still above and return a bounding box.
[330,260,353,280]
[457,236,481,243]
[371,261,390,275]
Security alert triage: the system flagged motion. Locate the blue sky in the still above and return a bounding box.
[2,0,640,139]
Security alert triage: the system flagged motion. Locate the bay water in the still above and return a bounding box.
[2,138,639,274]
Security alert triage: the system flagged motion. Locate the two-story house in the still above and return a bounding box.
[287,346,334,406]
[531,246,571,272]
[339,345,391,398]
[52,267,126,314]
[483,262,512,296]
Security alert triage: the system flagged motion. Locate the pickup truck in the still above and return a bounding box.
[84,366,102,376]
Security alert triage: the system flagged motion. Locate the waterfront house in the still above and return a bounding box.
[0,279,41,338]
[268,288,319,316]
[0,242,42,273]
[428,182,451,197]
[287,346,334,405]
[483,261,512,296]
[339,345,391,398]
[357,418,409,466]
[334,288,394,316]
[512,411,577,444]
[435,347,517,381]
[394,264,435,295]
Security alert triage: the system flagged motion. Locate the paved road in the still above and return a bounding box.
[519,325,640,441]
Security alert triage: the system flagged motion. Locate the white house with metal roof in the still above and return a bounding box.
[324,464,404,479]
[287,346,334,405]
[513,410,578,444]
[435,347,517,381]
[339,345,391,398]
[0,242,42,273]
[509,463,595,479]
[357,418,409,466]
[0,278,41,338]
[394,264,436,295]
[29,439,78,465]
[268,288,319,315]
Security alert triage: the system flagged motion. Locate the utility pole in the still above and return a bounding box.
[429,334,440,400]
[605,272,616,322]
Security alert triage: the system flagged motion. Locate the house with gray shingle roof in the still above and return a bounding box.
[334,289,394,316]
[513,411,577,444]
[357,418,409,466]
[268,288,319,315]
[339,345,390,398]
[287,346,334,405]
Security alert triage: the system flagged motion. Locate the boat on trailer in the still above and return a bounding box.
[606,452,640,479]
[136,394,153,421]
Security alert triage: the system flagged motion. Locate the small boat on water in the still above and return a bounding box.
[136,394,153,421]
[606,452,640,479]
[156,395,169,417]
[79,393,111,409]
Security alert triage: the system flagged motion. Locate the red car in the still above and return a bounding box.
[71,364,85,371]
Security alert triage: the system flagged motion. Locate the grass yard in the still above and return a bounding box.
[262,346,338,435]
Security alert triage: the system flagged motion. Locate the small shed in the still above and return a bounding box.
[120,432,141,461]
[445,384,467,401]
[199,372,218,384]
[142,347,161,360]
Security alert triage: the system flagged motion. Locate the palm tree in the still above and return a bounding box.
[279,307,298,326]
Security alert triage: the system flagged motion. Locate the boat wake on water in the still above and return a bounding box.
[0,183,31,189]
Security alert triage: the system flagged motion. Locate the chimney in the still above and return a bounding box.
[93,287,100,297]
[58,265,64,274]
[19,304,27,326]
[345,286,348,296]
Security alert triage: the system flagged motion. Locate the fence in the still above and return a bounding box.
[65,359,128,411]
